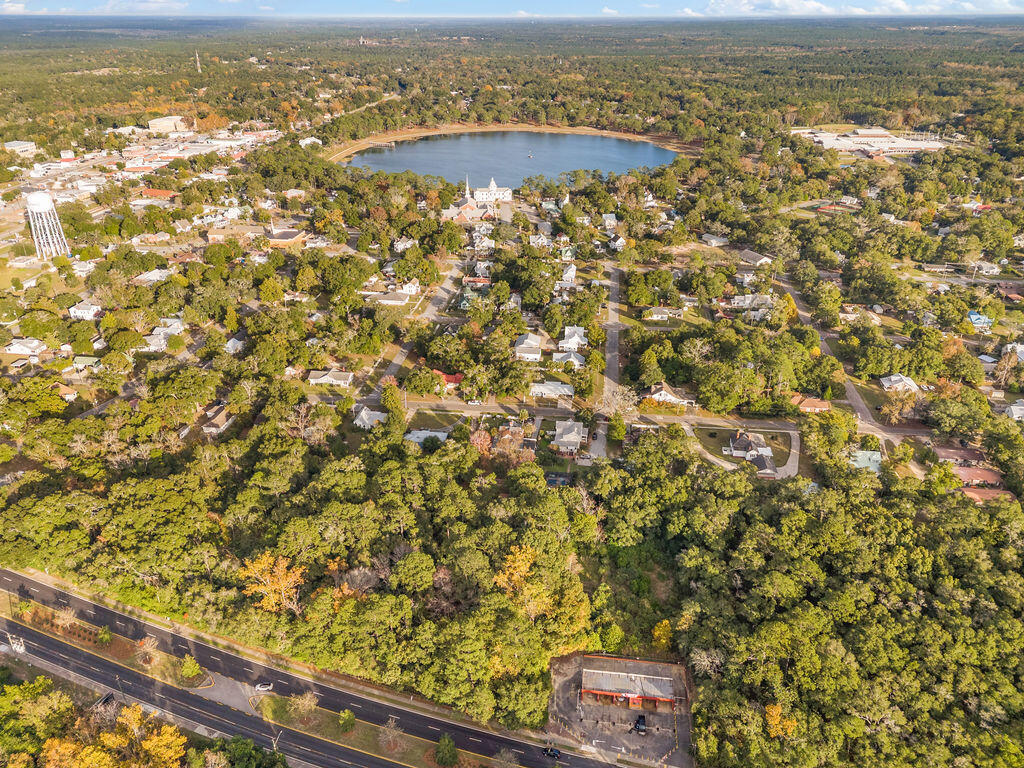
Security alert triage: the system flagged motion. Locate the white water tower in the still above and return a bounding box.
[24,191,70,260]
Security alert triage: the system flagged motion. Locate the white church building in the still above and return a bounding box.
[473,178,513,203]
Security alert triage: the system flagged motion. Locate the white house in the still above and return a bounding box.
[514,332,544,362]
[559,326,588,352]
[739,249,773,268]
[393,236,418,253]
[69,300,102,321]
[353,405,388,430]
[972,261,1000,277]
[404,429,450,446]
[202,405,236,436]
[141,334,168,353]
[552,420,587,456]
[552,351,585,369]
[1005,399,1024,421]
[154,317,185,337]
[701,233,729,248]
[880,373,920,393]
[307,369,354,387]
[609,235,627,252]
[1003,342,1024,364]
[642,382,696,407]
[561,263,577,284]
[530,381,574,399]
[727,431,773,460]
[298,136,323,148]
[225,336,246,355]
[5,338,46,356]
[968,310,994,332]
[601,213,618,231]
[376,292,410,307]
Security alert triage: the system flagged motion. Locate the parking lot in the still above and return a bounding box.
[548,654,691,768]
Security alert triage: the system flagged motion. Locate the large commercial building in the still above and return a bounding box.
[792,127,944,156]
[580,655,680,711]
[148,116,189,133]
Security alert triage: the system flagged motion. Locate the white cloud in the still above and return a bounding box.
[601,4,620,11]
[514,8,544,14]
[93,0,187,10]
[674,6,703,12]
[0,1,28,10]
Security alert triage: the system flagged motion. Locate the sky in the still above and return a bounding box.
[2,0,1023,20]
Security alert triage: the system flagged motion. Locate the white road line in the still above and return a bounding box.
[469,737,482,743]
[348,702,361,708]
[427,726,440,731]
[513,749,525,755]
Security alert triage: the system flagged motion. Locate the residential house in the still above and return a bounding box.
[552,351,585,369]
[529,381,574,399]
[559,326,588,352]
[225,335,246,355]
[601,213,618,231]
[69,300,102,321]
[202,405,235,436]
[5,338,46,356]
[551,420,587,456]
[404,429,449,446]
[514,332,544,362]
[972,261,1000,277]
[393,236,418,253]
[307,369,354,387]
[642,382,696,407]
[880,373,920,393]
[701,233,729,247]
[739,249,772,268]
[790,394,831,413]
[1006,399,1024,421]
[609,235,627,252]
[954,466,1004,488]
[728,431,773,460]
[353,405,388,430]
[967,310,994,333]
[849,450,883,474]
[644,306,688,322]
[376,292,410,307]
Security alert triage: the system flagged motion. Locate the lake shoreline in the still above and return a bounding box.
[325,123,698,163]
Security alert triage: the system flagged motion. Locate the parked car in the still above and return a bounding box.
[632,715,647,736]
[542,748,561,759]
[254,682,273,692]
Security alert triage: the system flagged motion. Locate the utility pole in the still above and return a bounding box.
[195,50,201,74]
[114,674,127,704]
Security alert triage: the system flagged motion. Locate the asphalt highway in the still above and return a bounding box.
[0,570,606,768]
[0,615,405,768]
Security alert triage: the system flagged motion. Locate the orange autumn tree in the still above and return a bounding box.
[239,552,306,617]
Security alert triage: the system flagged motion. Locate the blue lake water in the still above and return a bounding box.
[347,130,677,187]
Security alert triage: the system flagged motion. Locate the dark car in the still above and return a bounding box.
[542,748,562,759]
[632,715,647,735]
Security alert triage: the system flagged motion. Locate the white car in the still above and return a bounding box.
[254,682,273,692]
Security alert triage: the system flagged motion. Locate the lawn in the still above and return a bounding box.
[693,428,792,467]
[852,379,887,414]
[406,410,463,431]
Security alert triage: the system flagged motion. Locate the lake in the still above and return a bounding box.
[347,130,677,187]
